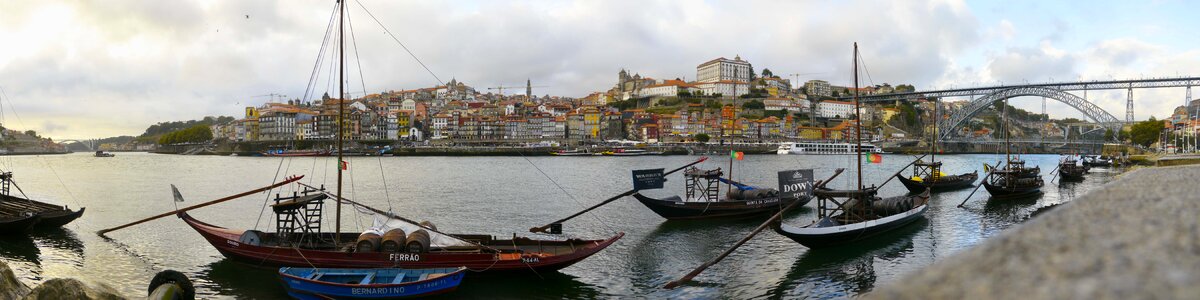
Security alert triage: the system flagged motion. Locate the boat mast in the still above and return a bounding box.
[1004,97,1010,165]
[853,42,862,190]
[931,98,937,164]
[335,0,345,244]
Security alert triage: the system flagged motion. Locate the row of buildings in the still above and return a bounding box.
[206,56,923,145]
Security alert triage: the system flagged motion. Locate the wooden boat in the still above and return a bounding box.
[773,43,930,249]
[176,2,623,275]
[1058,157,1087,181]
[632,167,810,220]
[0,173,85,231]
[0,212,40,234]
[774,187,930,248]
[279,267,466,299]
[896,165,977,193]
[94,150,115,157]
[982,167,1044,197]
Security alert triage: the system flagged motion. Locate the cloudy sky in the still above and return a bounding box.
[1,0,1197,139]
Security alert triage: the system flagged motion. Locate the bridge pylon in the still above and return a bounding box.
[1126,87,1134,125]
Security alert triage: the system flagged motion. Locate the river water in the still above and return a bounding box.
[0,152,1119,299]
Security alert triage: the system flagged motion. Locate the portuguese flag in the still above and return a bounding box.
[865,152,882,164]
[340,160,349,170]
[730,150,744,161]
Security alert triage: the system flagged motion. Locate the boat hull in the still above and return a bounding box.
[180,212,622,274]
[982,181,1043,198]
[0,214,40,235]
[279,267,465,299]
[0,195,84,229]
[632,193,809,220]
[895,172,978,193]
[772,194,929,249]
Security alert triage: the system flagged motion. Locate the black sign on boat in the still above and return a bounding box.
[632,168,665,190]
[777,169,814,200]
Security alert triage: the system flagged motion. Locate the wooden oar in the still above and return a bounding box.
[957,161,1001,208]
[97,175,304,236]
[529,156,709,233]
[662,168,844,290]
[877,154,928,187]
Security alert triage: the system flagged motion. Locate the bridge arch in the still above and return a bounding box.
[936,86,1123,140]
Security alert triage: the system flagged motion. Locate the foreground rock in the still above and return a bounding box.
[0,261,29,300]
[20,278,124,300]
[866,165,1200,299]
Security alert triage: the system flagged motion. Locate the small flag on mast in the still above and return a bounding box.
[730,150,744,160]
[865,152,882,164]
[340,160,348,170]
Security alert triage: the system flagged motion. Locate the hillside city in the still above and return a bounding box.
[56,55,1191,152]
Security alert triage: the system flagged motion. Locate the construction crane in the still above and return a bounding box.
[488,79,550,99]
[253,93,289,103]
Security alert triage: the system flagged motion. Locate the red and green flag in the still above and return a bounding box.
[730,150,744,160]
[865,152,882,164]
[340,160,349,170]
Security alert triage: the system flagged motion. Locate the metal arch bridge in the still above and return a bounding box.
[57,139,96,151]
[941,137,1108,146]
[835,76,1200,140]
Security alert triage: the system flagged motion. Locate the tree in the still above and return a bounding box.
[761,68,773,78]
[832,91,840,97]
[695,133,711,143]
[742,100,765,110]
[1104,128,1114,140]
[1129,117,1164,147]
[23,130,37,138]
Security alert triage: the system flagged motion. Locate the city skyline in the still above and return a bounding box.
[2,0,1198,139]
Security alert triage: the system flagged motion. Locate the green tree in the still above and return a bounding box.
[1129,117,1163,147]
[23,130,37,138]
[695,133,711,143]
[742,100,765,110]
[761,68,773,78]
[1104,128,1114,140]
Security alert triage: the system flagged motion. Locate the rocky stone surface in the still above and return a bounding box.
[0,261,30,300]
[3,165,1190,299]
[20,278,125,300]
[866,165,1200,299]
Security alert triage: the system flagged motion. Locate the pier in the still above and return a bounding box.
[866,165,1200,299]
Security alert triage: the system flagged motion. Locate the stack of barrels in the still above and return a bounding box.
[354,220,437,253]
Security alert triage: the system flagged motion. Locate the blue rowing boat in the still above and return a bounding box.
[278,267,467,299]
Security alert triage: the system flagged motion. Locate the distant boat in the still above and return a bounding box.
[262,149,330,157]
[278,267,466,299]
[1057,156,1087,182]
[549,148,596,156]
[1081,155,1113,167]
[94,150,115,157]
[777,141,884,155]
[602,148,662,156]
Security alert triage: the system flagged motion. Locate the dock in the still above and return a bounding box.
[865,165,1200,299]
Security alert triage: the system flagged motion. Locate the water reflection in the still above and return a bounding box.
[771,218,927,298]
[200,259,288,299]
[0,235,40,267]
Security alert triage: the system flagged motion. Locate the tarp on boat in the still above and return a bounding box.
[356,206,474,248]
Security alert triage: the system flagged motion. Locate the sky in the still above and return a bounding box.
[1,0,1198,139]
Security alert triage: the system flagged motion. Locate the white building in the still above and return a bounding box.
[765,97,804,112]
[696,56,752,83]
[695,80,749,97]
[638,80,698,98]
[818,100,855,119]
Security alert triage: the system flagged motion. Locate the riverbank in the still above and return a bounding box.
[865,164,1199,299]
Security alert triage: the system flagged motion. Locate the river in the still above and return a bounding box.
[0,152,1119,299]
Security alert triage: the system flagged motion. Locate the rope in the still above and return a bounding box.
[0,87,81,208]
[353,0,445,86]
[301,3,339,103]
[254,157,287,231]
[345,7,369,97]
[376,156,393,212]
[515,150,617,235]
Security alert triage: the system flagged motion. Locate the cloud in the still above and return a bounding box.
[986,41,1077,83]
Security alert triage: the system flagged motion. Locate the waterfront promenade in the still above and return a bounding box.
[867,165,1199,299]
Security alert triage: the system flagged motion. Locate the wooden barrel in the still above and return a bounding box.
[419,220,437,231]
[380,228,407,252]
[356,232,382,252]
[406,229,431,253]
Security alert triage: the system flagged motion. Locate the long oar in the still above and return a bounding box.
[877,154,928,188]
[97,175,304,236]
[529,157,709,233]
[957,161,1001,208]
[662,168,844,290]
